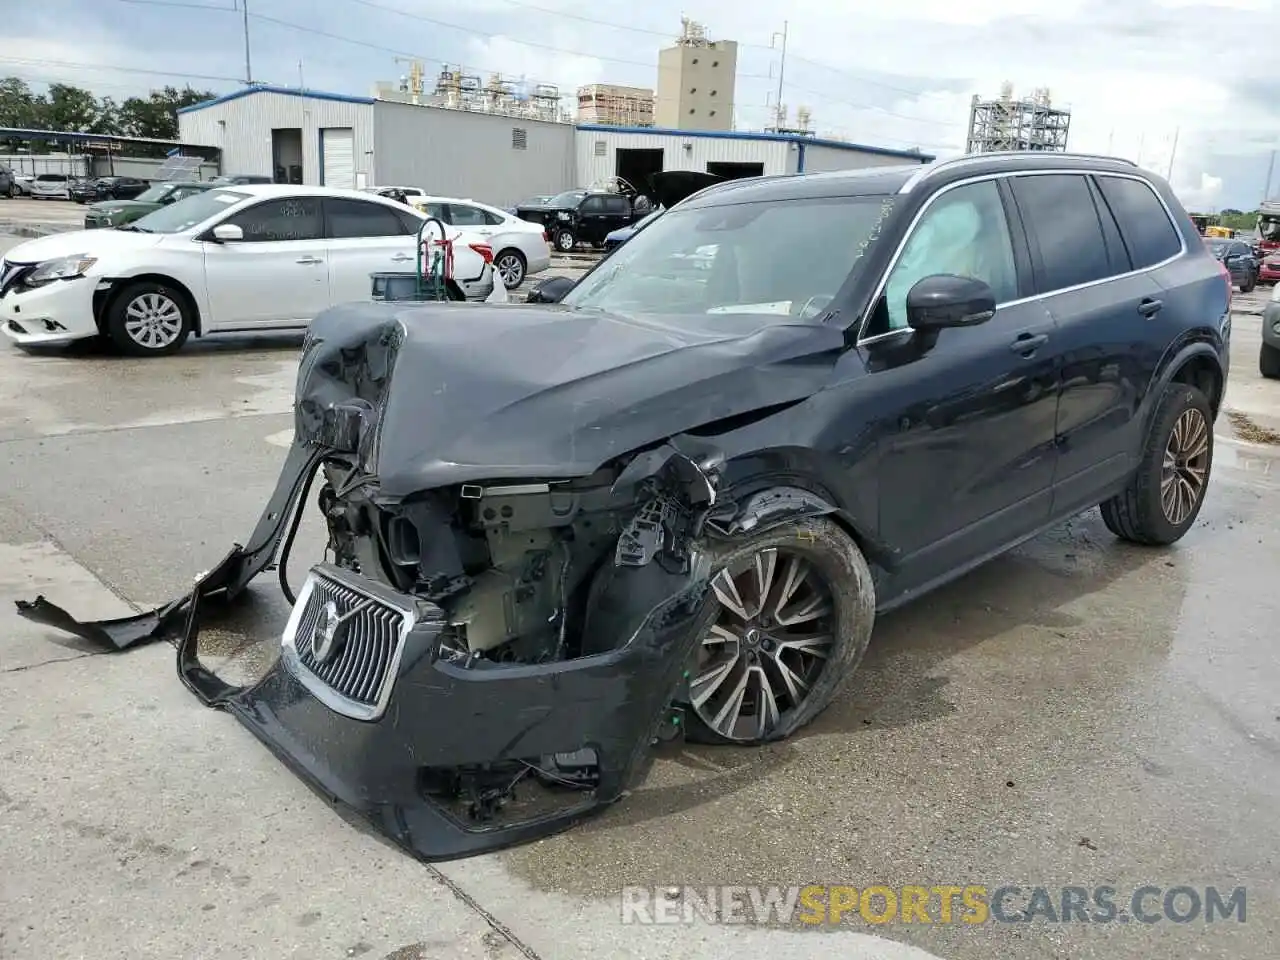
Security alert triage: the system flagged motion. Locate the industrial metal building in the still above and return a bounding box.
[177,86,575,207]
[177,85,933,208]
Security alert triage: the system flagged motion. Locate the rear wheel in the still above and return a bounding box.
[494,248,526,288]
[1261,342,1280,379]
[104,281,192,357]
[554,228,576,253]
[1100,384,1213,545]
[1242,272,1257,293]
[682,517,875,745]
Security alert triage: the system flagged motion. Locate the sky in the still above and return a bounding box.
[4,0,1279,210]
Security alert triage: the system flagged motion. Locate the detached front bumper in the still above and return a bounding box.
[16,441,711,861]
[1,276,102,345]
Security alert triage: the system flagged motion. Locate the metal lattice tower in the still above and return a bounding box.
[965,82,1071,153]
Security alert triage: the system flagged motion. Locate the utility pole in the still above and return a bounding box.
[1263,149,1276,203]
[1166,126,1179,181]
[770,21,788,131]
[241,0,253,85]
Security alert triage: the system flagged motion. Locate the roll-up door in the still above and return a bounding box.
[321,127,355,189]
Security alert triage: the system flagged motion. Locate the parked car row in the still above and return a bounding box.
[1,185,504,357]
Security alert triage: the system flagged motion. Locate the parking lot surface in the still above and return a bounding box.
[1,232,1279,960]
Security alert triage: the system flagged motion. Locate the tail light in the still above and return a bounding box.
[469,243,493,264]
[1216,258,1232,307]
[542,229,549,244]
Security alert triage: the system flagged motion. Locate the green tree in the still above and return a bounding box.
[92,96,122,135]
[118,85,215,140]
[44,83,103,131]
[0,77,44,129]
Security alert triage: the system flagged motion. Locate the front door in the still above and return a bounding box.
[864,177,1061,592]
[201,196,329,329]
[322,197,419,305]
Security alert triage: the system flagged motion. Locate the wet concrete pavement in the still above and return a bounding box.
[1,232,1278,960]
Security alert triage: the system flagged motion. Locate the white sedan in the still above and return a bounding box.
[410,195,552,288]
[0,185,502,357]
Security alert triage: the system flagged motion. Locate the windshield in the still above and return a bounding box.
[129,189,250,233]
[547,190,586,208]
[134,184,175,203]
[561,194,897,321]
[1258,214,1280,243]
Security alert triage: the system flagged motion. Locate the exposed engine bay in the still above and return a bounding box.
[13,300,851,861]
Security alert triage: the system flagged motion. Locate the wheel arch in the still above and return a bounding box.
[95,273,204,337]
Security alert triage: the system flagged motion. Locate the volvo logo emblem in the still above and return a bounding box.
[309,598,372,663]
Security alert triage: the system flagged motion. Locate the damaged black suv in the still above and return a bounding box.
[21,152,1232,862]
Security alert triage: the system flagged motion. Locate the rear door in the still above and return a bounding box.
[446,202,502,240]
[322,197,418,305]
[1008,172,1167,509]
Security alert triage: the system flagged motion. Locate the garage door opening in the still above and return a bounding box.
[705,161,765,180]
[320,127,355,189]
[615,148,664,202]
[271,128,302,184]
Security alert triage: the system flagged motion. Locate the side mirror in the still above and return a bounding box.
[211,223,244,242]
[526,276,576,303]
[906,274,996,331]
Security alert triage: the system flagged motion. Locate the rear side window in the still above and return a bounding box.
[325,198,408,238]
[1010,174,1113,292]
[1095,175,1182,269]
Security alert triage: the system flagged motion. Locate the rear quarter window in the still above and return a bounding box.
[1094,175,1183,269]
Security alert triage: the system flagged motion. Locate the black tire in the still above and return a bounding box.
[1100,384,1213,546]
[103,281,193,357]
[554,228,576,253]
[1242,273,1256,293]
[494,248,526,289]
[1261,342,1280,379]
[681,516,876,745]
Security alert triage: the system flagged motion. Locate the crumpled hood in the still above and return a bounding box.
[2,227,163,264]
[295,301,845,497]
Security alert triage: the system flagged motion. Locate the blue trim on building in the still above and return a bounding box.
[573,123,935,163]
[177,85,376,115]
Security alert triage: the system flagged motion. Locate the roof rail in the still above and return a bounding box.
[898,151,1140,193]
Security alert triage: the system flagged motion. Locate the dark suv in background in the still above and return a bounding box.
[1204,236,1258,292]
[515,188,645,252]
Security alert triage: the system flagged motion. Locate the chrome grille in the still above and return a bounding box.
[282,566,415,721]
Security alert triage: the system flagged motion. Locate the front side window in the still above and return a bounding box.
[223,197,323,242]
[561,194,897,322]
[882,179,1018,331]
[1011,174,1113,292]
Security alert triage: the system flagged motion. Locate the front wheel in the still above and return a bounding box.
[104,281,193,356]
[681,517,876,745]
[1261,342,1280,379]
[554,228,576,253]
[1242,272,1257,293]
[1100,384,1213,545]
[494,248,526,288]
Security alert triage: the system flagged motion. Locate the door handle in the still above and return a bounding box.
[296,256,322,264]
[390,253,413,262]
[1137,298,1163,317]
[1009,332,1048,355]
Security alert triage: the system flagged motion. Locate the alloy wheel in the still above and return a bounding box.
[1161,407,1210,525]
[123,293,184,351]
[689,547,835,742]
[496,252,524,288]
